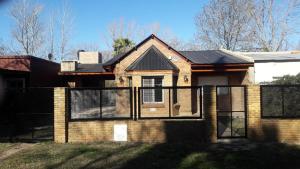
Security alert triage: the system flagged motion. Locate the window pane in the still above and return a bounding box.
[143,78,153,87]
[143,89,154,102]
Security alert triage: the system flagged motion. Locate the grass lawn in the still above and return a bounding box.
[0,142,300,169]
[0,143,20,152]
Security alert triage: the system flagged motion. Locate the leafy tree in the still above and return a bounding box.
[112,38,135,56]
[268,73,300,85]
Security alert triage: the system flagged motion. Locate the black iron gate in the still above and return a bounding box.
[216,86,247,138]
[0,88,54,142]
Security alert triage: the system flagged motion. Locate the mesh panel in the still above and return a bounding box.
[283,86,300,117]
[139,87,202,118]
[70,88,131,119]
[262,86,300,117]
[261,86,283,117]
[71,90,101,119]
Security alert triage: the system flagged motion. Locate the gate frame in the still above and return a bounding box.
[216,85,248,139]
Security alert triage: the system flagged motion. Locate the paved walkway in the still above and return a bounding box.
[0,143,35,161]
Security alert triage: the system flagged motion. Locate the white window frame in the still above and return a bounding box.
[142,76,164,104]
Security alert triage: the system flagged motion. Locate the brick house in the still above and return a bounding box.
[55,35,300,144]
[59,34,254,88]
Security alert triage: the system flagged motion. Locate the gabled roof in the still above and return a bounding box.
[179,50,252,64]
[103,34,192,68]
[126,46,178,71]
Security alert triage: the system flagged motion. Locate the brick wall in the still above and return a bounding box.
[68,120,207,143]
[54,88,67,143]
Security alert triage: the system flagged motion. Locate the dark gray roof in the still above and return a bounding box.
[126,46,178,71]
[103,53,126,66]
[179,50,252,64]
[75,64,105,72]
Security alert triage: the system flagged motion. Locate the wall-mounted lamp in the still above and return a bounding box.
[119,76,124,83]
[184,75,188,82]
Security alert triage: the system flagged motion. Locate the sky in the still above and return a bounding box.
[0,0,207,50]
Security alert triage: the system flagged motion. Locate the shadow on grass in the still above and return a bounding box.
[120,142,300,169]
[44,143,142,169]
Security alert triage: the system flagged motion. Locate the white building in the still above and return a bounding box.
[236,51,300,84]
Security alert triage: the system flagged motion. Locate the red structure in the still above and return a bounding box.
[0,55,60,88]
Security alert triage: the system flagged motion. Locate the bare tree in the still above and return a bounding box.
[0,39,6,55]
[58,0,74,60]
[102,18,140,50]
[102,19,191,51]
[46,12,55,60]
[10,0,44,55]
[195,0,254,50]
[249,0,300,51]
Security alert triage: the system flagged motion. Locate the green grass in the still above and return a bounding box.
[1,142,300,169]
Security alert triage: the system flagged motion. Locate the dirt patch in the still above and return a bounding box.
[0,143,35,161]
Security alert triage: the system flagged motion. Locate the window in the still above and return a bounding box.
[261,86,300,118]
[142,76,163,103]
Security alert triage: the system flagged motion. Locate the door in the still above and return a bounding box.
[216,86,247,138]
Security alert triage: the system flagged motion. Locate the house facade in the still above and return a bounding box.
[60,34,254,88]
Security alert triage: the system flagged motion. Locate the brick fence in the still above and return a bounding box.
[247,86,300,144]
[54,86,300,144]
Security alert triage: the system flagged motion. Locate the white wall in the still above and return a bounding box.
[254,62,300,83]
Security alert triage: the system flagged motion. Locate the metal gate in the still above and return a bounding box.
[216,86,247,138]
[0,88,54,142]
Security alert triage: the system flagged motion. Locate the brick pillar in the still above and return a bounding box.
[54,87,68,143]
[203,86,217,143]
[247,85,262,141]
